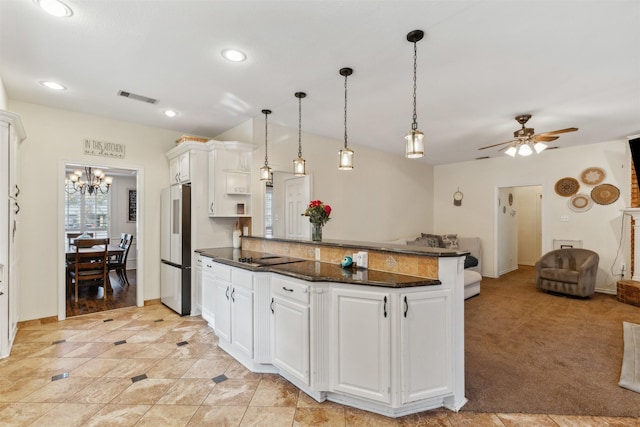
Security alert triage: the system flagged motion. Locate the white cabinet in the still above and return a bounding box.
[213,265,254,360]
[400,289,452,403]
[270,275,310,385]
[331,287,391,404]
[193,255,203,316]
[0,110,25,359]
[169,151,191,184]
[207,140,253,217]
[201,257,217,326]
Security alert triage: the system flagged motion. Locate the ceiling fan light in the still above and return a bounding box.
[405,130,424,158]
[505,146,518,157]
[534,142,547,153]
[518,143,533,156]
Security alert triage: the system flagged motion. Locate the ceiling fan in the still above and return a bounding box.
[478,114,578,157]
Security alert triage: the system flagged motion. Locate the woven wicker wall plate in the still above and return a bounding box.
[568,193,593,212]
[591,183,620,205]
[580,167,606,185]
[555,177,580,197]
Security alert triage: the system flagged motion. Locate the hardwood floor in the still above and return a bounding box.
[66,270,137,318]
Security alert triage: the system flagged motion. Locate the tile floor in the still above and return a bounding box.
[1,304,638,426]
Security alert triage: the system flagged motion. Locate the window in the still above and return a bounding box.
[65,182,110,239]
[264,181,273,237]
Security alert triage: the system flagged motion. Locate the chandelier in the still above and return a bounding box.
[504,138,547,157]
[66,167,112,195]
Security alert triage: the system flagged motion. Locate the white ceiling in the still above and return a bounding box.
[1,0,639,165]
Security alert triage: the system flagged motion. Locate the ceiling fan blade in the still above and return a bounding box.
[478,140,516,150]
[533,135,559,142]
[539,127,578,136]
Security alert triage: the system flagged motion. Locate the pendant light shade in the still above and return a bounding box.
[293,92,306,176]
[338,67,354,170]
[405,30,425,159]
[260,109,272,181]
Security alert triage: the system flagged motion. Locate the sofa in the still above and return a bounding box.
[535,248,599,297]
[390,234,482,299]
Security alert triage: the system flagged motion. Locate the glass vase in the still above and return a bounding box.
[311,223,323,241]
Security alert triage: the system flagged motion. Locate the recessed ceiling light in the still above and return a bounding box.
[221,49,247,62]
[34,0,73,17]
[164,110,178,118]
[40,81,66,90]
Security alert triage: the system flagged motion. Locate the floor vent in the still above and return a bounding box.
[117,90,158,104]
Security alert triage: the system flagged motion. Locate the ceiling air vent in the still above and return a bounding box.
[117,90,158,104]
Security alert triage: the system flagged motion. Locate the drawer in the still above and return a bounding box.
[272,276,309,304]
[232,267,253,290]
[203,261,231,282]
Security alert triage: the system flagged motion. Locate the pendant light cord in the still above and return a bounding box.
[264,111,269,166]
[298,96,303,158]
[344,73,348,148]
[412,39,418,131]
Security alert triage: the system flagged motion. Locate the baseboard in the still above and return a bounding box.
[595,288,616,295]
[144,298,162,306]
[18,315,58,327]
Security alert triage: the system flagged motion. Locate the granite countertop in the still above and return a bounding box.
[241,235,467,257]
[196,247,441,288]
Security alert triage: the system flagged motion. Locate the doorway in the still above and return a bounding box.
[59,162,144,320]
[496,185,542,276]
[266,171,312,239]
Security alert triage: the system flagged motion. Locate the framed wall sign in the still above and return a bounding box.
[128,189,137,222]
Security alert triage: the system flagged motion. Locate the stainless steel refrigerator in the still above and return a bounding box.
[160,183,191,315]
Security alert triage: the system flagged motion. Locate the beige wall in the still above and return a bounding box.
[9,101,182,321]
[434,140,630,293]
[217,118,435,242]
[0,76,7,110]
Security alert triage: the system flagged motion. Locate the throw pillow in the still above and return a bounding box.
[440,234,459,249]
[409,234,443,248]
[464,255,479,269]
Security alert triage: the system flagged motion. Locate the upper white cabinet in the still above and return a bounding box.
[169,151,191,184]
[207,140,254,217]
[0,110,26,359]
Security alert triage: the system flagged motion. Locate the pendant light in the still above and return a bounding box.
[338,67,354,170]
[405,30,425,158]
[259,109,272,181]
[293,92,307,176]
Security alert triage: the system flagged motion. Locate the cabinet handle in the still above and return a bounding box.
[225,285,230,300]
[14,184,20,197]
[210,202,214,213]
[231,288,235,302]
[404,296,408,318]
[14,202,20,215]
[282,286,294,292]
[270,297,274,314]
[383,296,388,318]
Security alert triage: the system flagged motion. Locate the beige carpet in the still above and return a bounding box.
[462,266,640,416]
[619,321,640,393]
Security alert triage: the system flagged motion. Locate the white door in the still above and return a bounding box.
[331,288,391,403]
[285,175,311,239]
[271,296,310,385]
[400,290,452,403]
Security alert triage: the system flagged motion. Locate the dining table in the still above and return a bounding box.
[65,242,125,292]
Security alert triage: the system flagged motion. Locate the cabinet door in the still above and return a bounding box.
[179,152,191,183]
[331,288,391,403]
[213,280,232,342]
[8,124,19,199]
[271,296,310,385]
[231,285,253,359]
[201,265,215,326]
[400,289,452,403]
[207,150,217,215]
[8,199,19,342]
[193,257,203,316]
[169,156,180,184]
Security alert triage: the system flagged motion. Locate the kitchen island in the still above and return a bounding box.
[196,237,467,417]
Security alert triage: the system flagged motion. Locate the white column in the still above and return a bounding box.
[623,208,640,281]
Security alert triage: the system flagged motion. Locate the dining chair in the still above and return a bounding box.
[69,238,109,303]
[108,233,133,287]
